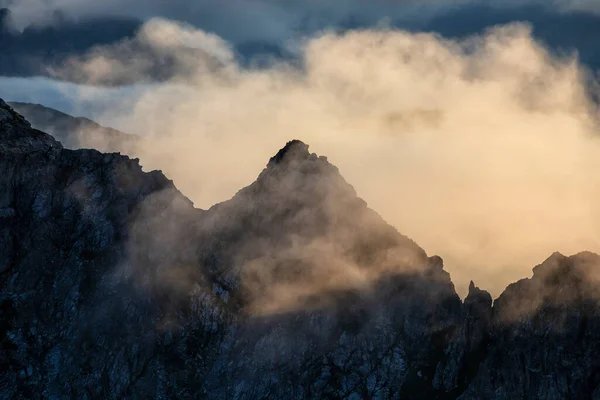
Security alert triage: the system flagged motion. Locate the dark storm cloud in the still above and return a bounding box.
[0,8,141,77]
[421,4,600,70]
[3,1,600,40]
[1,1,451,42]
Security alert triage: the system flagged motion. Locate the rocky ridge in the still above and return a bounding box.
[1,98,600,399]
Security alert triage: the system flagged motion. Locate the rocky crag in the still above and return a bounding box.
[1,98,600,399]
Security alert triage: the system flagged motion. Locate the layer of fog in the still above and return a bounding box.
[6,18,600,297]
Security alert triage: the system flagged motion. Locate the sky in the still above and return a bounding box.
[2,1,600,34]
[3,0,600,296]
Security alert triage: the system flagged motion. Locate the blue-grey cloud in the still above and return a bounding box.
[2,0,600,84]
[0,8,140,77]
[3,1,600,38]
[421,4,600,68]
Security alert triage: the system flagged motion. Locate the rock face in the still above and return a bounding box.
[1,98,600,399]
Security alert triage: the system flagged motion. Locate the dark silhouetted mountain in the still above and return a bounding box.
[1,98,600,398]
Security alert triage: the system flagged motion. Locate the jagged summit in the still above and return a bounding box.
[466,280,492,304]
[532,250,600,280]
[268,139,310,166]
[493,251,600,322]
[203,137,434,307]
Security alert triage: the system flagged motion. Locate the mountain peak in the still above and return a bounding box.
[530,251,600,283]
[469,280,476,293]
[466,280,492,304]
[268,139,311,166]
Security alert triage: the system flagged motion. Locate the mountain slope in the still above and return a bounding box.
[1,98,600,399]
[8,102,138,153]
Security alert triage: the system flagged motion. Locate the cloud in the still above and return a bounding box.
[0,8,141,78]
[5,0,600,43]
[21,18,600,298]
[4,0,600,84]
[54,18,235,85]
[1,0,403,39]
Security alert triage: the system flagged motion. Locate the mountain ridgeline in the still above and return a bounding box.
[1,98,600,399]
[8,102,139,154]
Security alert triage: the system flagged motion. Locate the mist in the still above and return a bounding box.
[7,18,600,297]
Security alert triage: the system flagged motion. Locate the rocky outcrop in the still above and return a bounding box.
[458,252,600,399]
[1,98,600,399]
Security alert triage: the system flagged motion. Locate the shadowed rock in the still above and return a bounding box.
[2,98,600,398]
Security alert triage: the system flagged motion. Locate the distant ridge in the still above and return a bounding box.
[8,101,138,153]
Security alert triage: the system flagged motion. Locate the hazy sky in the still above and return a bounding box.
[3,0,600,33]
